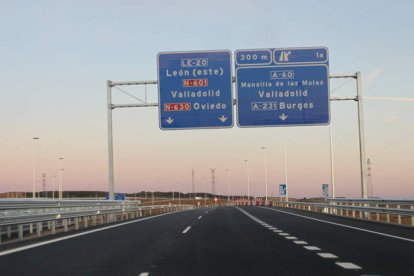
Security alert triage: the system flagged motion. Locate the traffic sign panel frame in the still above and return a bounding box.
[157,50,234,130]
[235,47,330,128]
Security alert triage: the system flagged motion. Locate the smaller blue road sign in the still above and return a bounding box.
[235,47,330,127]
[158,50,233,130]
[279,184,287,196]
[322,184,329,198]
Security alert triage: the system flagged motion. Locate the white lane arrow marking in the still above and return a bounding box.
[219,115,228,123]
[165,117,174,124]
[279,113,288,121]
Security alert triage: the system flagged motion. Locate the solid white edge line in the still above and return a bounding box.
[260,206,414,243]
[0,210,182,257]
[182,226,191,234]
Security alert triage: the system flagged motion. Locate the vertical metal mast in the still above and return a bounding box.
[107,80,115,200]
[210,168,216,196]
[356,72,368,198]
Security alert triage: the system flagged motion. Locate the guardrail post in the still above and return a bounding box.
[75,217,79,230]
[18,224,23,240]
[100,215,104,225]
[7,226,12,239]
[92,216,97,226]
[36,222,42,237]
[386,205,390,223]
[397,205,402,225]
[411,205,414,226]
[29,223,34,234]
[47,221,51,230]
[63,219,68,232]
[376,204,380,221]
[84,217,88,228]
[51,221,56,235]
[352,203,355,218]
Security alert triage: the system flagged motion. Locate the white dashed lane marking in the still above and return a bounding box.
[182,226,191,234]
[318,253,338,259]
[304,246,321,251]
[235,207,365,272]
[335,262,362,270]
[294,241,308,245]
[139,273,149,276]
[198,216,202,220]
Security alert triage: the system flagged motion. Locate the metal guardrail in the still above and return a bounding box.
[271,198,414,227]
[0,199,195,245]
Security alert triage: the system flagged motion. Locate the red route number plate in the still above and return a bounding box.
[164,103,191,111]
[182,79,208,87]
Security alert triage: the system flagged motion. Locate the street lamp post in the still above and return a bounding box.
[32,137,39,199]
[58,158,64,200]
[261,147,268,203]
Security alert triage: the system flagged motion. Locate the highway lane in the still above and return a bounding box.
[0,206,413,275]
[150,206,353,276]
[0,208,208,276]
[245,206,414,275]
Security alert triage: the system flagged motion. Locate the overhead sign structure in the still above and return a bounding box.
[158,50,233,130]
[279,184,287,196]
[235,47,330,127]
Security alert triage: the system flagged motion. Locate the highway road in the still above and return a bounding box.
[0,206,413,275]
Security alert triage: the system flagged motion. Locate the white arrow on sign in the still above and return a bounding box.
[279,114,288,121]
[219,115,228,123]
[165,117,174,124]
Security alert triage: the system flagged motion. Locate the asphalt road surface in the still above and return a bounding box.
[0,206,413,275]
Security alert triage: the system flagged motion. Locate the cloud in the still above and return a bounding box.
[364,68,383,89]
[364,96,414,102]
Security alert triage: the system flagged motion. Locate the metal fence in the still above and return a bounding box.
[0,199,194,245]
[271,198,414,227]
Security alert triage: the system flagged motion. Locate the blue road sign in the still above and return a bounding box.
[322,184,329,198]
[235,47,330,127]
[279,184,287,196]
[158,50,233,130]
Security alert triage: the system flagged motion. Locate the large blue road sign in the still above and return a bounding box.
[235,47,330,127]
[158,50,233,130]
